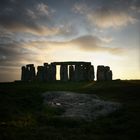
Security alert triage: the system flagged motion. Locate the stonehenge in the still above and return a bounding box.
[21,64,35,81]
[21,61,112,82]
[97,65,112,81]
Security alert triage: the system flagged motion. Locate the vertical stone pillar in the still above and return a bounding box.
[97,65,113,81]
[51,64,56,81]
[104,66,110,81]
[106,70,112,81]
[60,64,68,81]
[21,66,26,81]
[25,65,30,81]
[89,65,94,81]
[74,64,81,81]
[25,64,35,81]
[37,66,44,81]
[47,65,51,81]
[43,63,48,81]
[97,65,105,81]
[30,65,35,81]
[87,64,91,81]
[69,65,75,81]
[79,65,84,81]
[109,70,112,80]
[83,64,91,81]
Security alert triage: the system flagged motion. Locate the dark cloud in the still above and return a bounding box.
[0,0,58,35]
[0,40,39,68]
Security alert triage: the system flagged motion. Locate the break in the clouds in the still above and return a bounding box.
[0,0,140,81]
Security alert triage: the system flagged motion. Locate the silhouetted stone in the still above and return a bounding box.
[89,65,94,81]
[75,64,81,81]
[43,63,49,81]
[50,64,56,81]
[21,61,113,82]
[83,64,91,81]
[37,66,44,81]
[30,65,35,81]
[69,65,75,81]
[97,66,106,81]
[79,65,84,81]
[21,66,26,81]
[107,70,112,81]
[97,65,113,81]
[60,64,68,81]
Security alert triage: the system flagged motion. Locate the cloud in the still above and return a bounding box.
[26,2,55,19]
[72,3,89,14]
[69,35,123,54]
[26,35,124,55]
[0,0,59,36]
[73,2,137,29]
[0,40,42,68]
[87,7,136,28]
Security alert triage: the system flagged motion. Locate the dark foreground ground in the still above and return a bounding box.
[0,80,140,140]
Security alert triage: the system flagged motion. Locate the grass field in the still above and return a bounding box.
[0,80,140,140]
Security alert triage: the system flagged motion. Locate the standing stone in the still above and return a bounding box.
[97,65,105,81]
[106,70,112,81]
[87,64,92,81]
[43,63,48,81]
[75,64,81,81]
[83,64,91,81]
[104,66,110,81]
[30,65,35,81]
[37,66,44,81]
[60,64,68,81]
[89,65,94,81]
[21,66,26,81]
[25,66,30,81]
[25,64,35,81]
[69,65,75,81]
[47,65,51,81]
[51,64,56,81]
[79,65,84,81]
[97,65,113,81]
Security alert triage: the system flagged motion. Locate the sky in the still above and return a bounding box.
[0,0,140,82]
